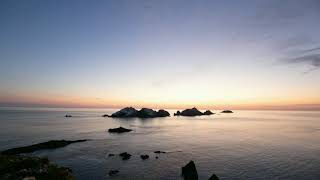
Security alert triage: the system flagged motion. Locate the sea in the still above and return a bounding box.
[0,107,319,180]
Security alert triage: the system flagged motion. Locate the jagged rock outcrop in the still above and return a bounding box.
[181,160,198,180]
[110,107,170,118]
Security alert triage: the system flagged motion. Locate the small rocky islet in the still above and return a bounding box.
[108,127,132,133]
[221,110,233,113]
[174,107,214,116]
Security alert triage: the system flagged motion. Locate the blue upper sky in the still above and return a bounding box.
[1,0,320,109]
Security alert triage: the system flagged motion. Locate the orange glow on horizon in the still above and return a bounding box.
[1,93,320,110]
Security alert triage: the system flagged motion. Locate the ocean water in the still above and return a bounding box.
[0,107,319,180]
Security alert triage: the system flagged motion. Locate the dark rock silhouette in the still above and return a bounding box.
[108,170,119,176]
[102,114,109,117]
[138,108,159,118]
[140,154,149,160]
[108,127,132,133]
[203,110,214,115]
[221,110,233,113]
[154,151,166,154]
[174,111,181,116]
[209,174,220,180]
[157,109,171,117]
[1,140,87,155]
[111,107,170,118]
[182,160,198,180]
[108,153,115,157]
[119,152,131,160]
[177,107,203,116]
[175,108,215,116]
[111,107,138,117]
[65,115,72,117]
[0,155,74,179]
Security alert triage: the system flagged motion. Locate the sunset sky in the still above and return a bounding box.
[1,0,320,110]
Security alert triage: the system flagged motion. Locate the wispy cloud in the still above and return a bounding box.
[283,47,320,73]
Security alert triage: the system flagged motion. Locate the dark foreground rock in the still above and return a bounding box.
[1,140,87,155]
[174,108,214,117]
[111,107,170,118]
[221,110,233,113]
[119,152,131,160]
[108,127,132,133]
[182,161,198,180]
[140,155,149,160]
[209,174,220,180]
[108,170,119,176]
[0,154,74,180]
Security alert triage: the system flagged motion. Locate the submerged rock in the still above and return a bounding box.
[119,152,131,160]
[1,140,87,155]
[203,110,214,115]
[208,174,220,180]
[65,115,72,117]
[140,154,149,160]
[108,127,132,133]
[108,153,115,157]
[111,107,170,118]
[108,170,119,176]
[182,160,198,180]
[221,110,233,113]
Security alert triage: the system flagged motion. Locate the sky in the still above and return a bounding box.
[0,0,320,110]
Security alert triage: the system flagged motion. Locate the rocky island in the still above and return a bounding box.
[221,110,233,113]
[110,107,170,118]
[174,107,214,116]
[108,127,132,133]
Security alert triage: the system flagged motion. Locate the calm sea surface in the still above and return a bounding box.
[0,107,319,180]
